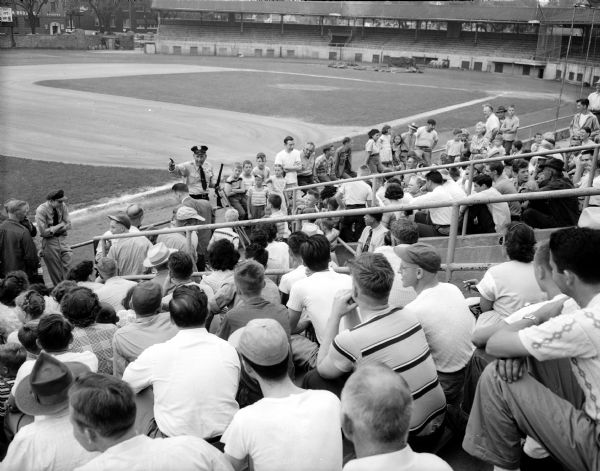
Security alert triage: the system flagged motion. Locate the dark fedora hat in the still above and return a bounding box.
[15,352,90,416]
[539,157,564,173]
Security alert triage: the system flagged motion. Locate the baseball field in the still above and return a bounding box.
[0,49,583,248]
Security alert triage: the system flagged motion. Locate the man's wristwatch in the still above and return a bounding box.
[522,314,538,324]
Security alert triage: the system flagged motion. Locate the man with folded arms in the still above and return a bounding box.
[69,373,232,471]
[222,318,342,471]
[463,227,600,471]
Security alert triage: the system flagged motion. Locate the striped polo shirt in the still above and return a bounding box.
[330,307,446,436]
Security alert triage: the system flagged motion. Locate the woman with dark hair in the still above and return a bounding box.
[0,271,30,335]
[365,128,383,175]
[381,183,413,228]
[472,222,545,329]
[67,260,102,290]
[46,279,78,313]
[61,286,117,374]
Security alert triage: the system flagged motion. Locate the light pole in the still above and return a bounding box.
[554,0,589,133]
[579,2,596,95]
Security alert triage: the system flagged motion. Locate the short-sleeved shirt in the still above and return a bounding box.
[287,270,352,343]
[519,293,600,421]
[274,149,302,185]
[415,127,438,148]
[402,283,475,373]
[337,181,372,206]
[222,390,342,471]
[70,323,118,375]
[501,115,520,141]
[365,138,381,155]
[476,260,546,318]
[329,307,446,436]
[169,161,214,196]
[107,236,153,276]
[217,297,291,341]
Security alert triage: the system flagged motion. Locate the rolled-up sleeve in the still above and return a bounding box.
[122,346,157,393]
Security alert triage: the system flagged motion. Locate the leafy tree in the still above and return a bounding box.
[87,0,120,33]
[16,0,48,33]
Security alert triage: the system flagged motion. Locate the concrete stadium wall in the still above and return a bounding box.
[153,38,547,78]
[543,61,600,85]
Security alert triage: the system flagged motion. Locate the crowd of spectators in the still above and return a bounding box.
[0,89,598,470]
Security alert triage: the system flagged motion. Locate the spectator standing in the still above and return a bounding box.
[365,129,383,175]
[444,128,466,163]
[112,282,178,378]
[222,319,342,471]
[274,136,302,189]
[253,152,270,181]
[335,165,372,242]
[469,122,490,159]
[123,285,240,441]
[240,160,255,192]
[589,81,600,121]
[400,123,418,160]
[0,200,39,281]
[69,373,232,471]
[168,145,214,201]
[224,163,248,221]
[308,253,447,443]
[35,189,72,286]
[93,257,137,312]
[314,145,336,182]
[333,137,355,179]
[247,173,269,220]
[415,119,439,166]
[3,353,96,470]
[483,104,500,141]
[297,142,316,187]
[569,98,600,139]
[341,363,452,471]
[463,227,600,471]
[500,104,520,154]
[397,244,475,410]
[379,124,394,169]
[63,287,118,375]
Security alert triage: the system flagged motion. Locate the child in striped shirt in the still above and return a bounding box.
[266,164,287,212]
[248,174,269,220]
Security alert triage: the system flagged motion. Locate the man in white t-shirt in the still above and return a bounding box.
[463,227,600,471]
[415,119,438,166]
[412,170,455,238]
[589,81,600,121]
[397,243,475,410]
[278,231,309,305]
[287,235,353,368]
[483,103,500,141]
[341,363,451,471]
[222,319,342,471]
[274,136,302,188]
[70,373,231,471]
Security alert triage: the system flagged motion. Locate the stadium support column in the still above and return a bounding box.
[280,14,284,35]
[240,13,243,33]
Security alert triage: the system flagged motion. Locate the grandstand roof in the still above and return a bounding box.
[150,1,597,24]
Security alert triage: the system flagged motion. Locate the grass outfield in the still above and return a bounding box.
[0,155,178,211]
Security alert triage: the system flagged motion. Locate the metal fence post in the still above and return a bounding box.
[445,204,460,282]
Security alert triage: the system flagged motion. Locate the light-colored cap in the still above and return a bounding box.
[237,319,289,366]
[143,242,177,268]
[175,206,205,222]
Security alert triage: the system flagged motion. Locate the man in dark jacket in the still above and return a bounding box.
[522,158,580,228]
[0,200,39,280]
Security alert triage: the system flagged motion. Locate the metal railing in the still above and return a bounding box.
[94,170,600,281]
[288,143,600,233]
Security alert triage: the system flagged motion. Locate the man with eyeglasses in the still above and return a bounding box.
[296,142,316,187]
[397,243,475,416]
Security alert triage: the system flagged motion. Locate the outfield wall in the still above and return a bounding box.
[153,38,548,78]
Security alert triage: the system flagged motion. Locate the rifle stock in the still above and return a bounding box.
[215,163,224,208]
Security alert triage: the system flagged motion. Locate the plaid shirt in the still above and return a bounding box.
[71,324,118,375]
[0,377,14,417]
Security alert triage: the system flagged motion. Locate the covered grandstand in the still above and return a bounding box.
[149,0,600,84]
